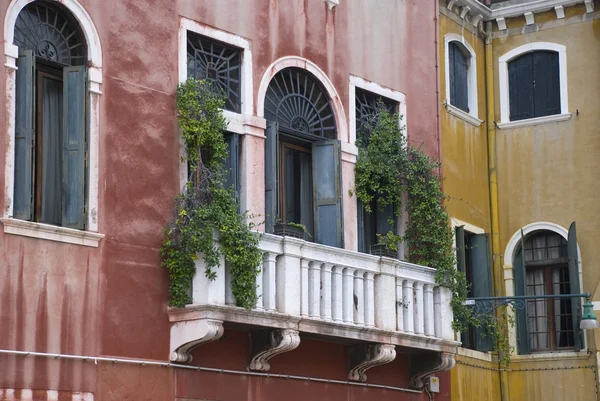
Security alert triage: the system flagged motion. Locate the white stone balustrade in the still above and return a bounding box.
[190,233,455,343]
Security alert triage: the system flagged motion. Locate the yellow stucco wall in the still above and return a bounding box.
[439,13,491,233]
[441,3,600,400]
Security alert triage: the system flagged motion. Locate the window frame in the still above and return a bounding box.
[498,42,570,129]
[443,34,481,127]
[2,0,103,247]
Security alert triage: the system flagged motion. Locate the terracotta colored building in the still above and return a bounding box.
[0,1,457,400]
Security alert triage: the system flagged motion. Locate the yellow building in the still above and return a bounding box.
[439,0,600,400]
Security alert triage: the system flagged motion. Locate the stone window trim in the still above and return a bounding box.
[2,0,103,247]
[443,33,482,127]
[497,42,570,129]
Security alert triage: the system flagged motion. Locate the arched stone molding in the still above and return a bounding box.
[256,56,348,145]
[503,221,583,353]
[2,0,103,240]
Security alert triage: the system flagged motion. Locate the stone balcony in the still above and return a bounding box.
[169,233,459,387]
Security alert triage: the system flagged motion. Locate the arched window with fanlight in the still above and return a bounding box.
[263,67,342,247]
[13,1,88,229]
[513,223,582,354]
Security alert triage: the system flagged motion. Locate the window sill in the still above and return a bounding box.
[496,113,572,129]
[444,103,483,127]
[0,218,104,247]
[457,347,493,362]
[511,350,590,362]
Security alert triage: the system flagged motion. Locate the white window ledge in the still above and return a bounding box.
[497,113,572,129]
[444,103,483,127]
[0,218,104,247]
[457,347,493,362]
[511,350,589,362]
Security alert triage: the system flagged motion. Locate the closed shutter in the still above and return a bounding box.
[456,226,466,274]
[357,200,366,253]
[312,139,343,248]
[567,222,583,351]
[533,51,561,118]
[515,229,530,354]
[224,133,239,200]
[61,66,87,229]
[14,50,35,221]
[471,234,493,352]
[508,53,534,121]
[376,203,395,238]
[450,43,469,113]
[264,122,278,233]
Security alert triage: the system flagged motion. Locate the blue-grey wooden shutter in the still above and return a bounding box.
[312,139,343,248]
[62,66,87,229]
[357,200,366,253]
[450,43,469,113]
[533,51,560,118]
[264,121,278,233]
[456,226,466,274]
[515,229,530,354]
[14,50,35,221]
[471,233,493,352]
[449,43,455,107]
[567,222,583,351]
[224,133,239,200]
[508,54,534,121]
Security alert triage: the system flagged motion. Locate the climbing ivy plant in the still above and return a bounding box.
[354,106,511,364]
[161,78,262,309]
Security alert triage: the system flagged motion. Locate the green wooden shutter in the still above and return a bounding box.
[533,51,560,118]
[62,66,87,229]
[568,222,583,351]
[224,133,239,200]
[515,229,530,354]
[264,121,278,233]
[376,203,395,237]
[508,54,534,121]
[471,234,493,352]
[456,226,466,274]
[14,50,35,221]
[312,139,343,248]
[357,200,366,253]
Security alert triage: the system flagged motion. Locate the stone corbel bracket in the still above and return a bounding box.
[409,351,455,390]
[170,318,224,363]
[348,344,396,382]
[249,329,301,371]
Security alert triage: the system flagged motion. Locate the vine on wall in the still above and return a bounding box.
[354,106,510,362]
[161,78,262,309]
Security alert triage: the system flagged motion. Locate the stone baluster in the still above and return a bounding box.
[308,261,321,318]
[424,284,434,336]
[413,282,424,335]
[225,262,235,306]
[342,267,356,324]
[332,266,344,322]
[254,258,264,310]
[354,270,365,325]
[262,252,277,311]
[320,263,333,320]
[433,286,442,338]
[300,259,310,317]
[402,279,414,333]
[396,278,404,331]
[364,272,375,327]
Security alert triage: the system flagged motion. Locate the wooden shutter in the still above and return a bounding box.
[264,121,278,233]
[14,50,35,221]
[514,229,530,354]
[312,139,343,248]
[224,133,239,200]
[449,43,455,107]
[471,234,494,352]
[508,54,534,121]
[533,51,561,118]
[456,226,466,274]
[451,43,469,113]
[376,203,395,238]
[61,66,87,229]
[567,222,583,351]
[357,200,366,253]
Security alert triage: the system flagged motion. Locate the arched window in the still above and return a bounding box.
[13,1,88,229]
[264,68,342,247]
[513,223,582,354]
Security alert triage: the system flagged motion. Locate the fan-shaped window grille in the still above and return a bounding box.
[265,68,336,139]
[14,2,86,66]
[187,32,241,113]
[355,88,397,144]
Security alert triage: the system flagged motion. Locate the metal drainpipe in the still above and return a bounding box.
[484,20,507,401]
